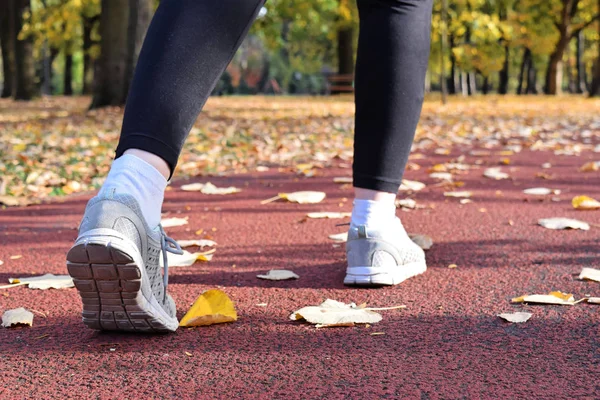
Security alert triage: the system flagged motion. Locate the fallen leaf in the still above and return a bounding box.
[588,297,600,304]
[306,212,351,219]
[2,308,34,328]
[538,218,589,230]
[430,172,453,181]
[399,180,426,191]
[262,191,326,204]
[333,177,352,184]
[290,299,382,327]
[498,312,532,323]
[160,249,214,267]
[483,168,509,180]
[10,255,22,260]
[396,198,417,209]
[185,351,193,357]
[179,289,237,327]
[579,267,600,282]
[444,191,472,198]
[181,182,241,195]
[523,188,557,196]
[370,332,386,336]
[460,199,472,204]
[408,234,433,250]
[329,232,348,242]
[176,239,217,248]
[579,161,599,172]
[3,274,74,290]
[161,217,189,228]
[511,291,575,305]
[256,270,299,281]
[448,264,457,269]
[572,195,600,210]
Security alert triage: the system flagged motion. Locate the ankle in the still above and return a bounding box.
[123,149,171,180]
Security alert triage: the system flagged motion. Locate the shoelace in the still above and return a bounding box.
[159,225,183,301]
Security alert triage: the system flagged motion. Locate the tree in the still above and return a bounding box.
[0,1,15,98]
[12,0,38,100]
[90,0,152,108]
[543,0,599,94]
[590,0,600,96]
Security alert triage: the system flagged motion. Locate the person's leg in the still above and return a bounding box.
[346,0,433,286]
[67,0,265,332]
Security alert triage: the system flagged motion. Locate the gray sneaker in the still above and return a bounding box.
[344,217,427,286]
[66,190,182,332]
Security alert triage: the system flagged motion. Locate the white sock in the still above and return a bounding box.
[98,154,167,228]
[350,199,397,228]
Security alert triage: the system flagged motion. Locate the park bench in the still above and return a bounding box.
[325,74,354,94]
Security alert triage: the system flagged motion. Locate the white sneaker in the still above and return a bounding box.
[344,217,427,286]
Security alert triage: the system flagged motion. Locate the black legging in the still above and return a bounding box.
[116,0,433,193]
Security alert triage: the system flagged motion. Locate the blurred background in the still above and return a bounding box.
[1,0,599,106]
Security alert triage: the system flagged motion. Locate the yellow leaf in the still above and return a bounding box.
[579,161,599,172]
[572,195,600,210]
[179,289,237,327]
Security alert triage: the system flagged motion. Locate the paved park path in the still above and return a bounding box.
[1,146,599,398]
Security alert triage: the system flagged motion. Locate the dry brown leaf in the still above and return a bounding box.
[306,212,351,219]
[181,182,241,195]
[2,308,34,328]
[444,191,472,198]
[329,232,348,242]
[3,274,74,290]
[176,239,217,248]
[396,198,417,209]
[579,267,600,282]
[179,289,237,327]
[523,188,558,196]
[538,218,589,230]
[483,168,509,180]
[511,291,575,305]
[161,217,189,228]
[579,161,600,172]
[290,299,383,326]
[498,312,532,323]
[399,180,426,191]
[333,177,352,184]
[256,270,299,281]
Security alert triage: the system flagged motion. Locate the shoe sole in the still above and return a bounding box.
[344,261,427,286]
[66,229,178,332]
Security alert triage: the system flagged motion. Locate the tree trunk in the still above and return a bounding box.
[64,50,73,95]
[498,44,509,94]
[448,34,457,94]
[517,48,531,95]
[467,72,477,95]
[0,0,14,98]
[91,1,130,108]
[481,76,490,94]
[12,0,37,100]
[544,42,568,95]
[123,0,152,102]
[526,60,538,94]
[335,26,354,93]
[460,71,468,96]
[575,30,586,93]
[82,15,97,95]
[440,0,448,104]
